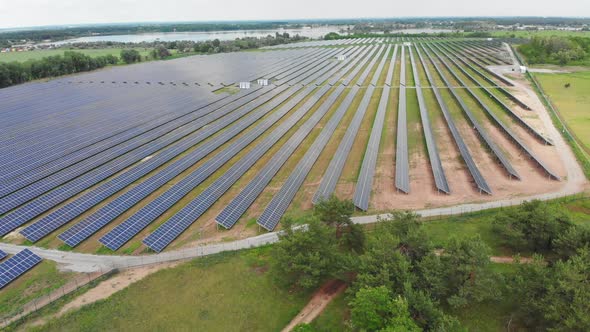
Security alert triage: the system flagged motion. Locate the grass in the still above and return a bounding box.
[0,48,151,63]
[534,70,590,152]
[310,292,349,331]
[0,261,72,319]
[487,30,590,39]
[24,247,310,332]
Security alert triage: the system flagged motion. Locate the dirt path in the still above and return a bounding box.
[490,256,534,264]
[282,280,347,332]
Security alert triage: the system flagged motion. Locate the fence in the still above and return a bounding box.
[1,269,114,328]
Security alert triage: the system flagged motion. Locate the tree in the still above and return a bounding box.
[150,45,171,59]
[324,32,341,40]
[120,49,141,64]
[442,236,502,308]
[493,200,573,253]
[554,226,590,260]
[508,249,590,330]
[314,196,364,253]
[350,286,421,332]
[270,218,338,290]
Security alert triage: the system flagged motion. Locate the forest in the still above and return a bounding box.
[273,197,590,331]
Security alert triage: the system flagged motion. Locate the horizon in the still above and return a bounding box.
[2,0,590,29]
[1,15,590,31]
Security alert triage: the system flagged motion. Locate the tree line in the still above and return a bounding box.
[271,197,590,331]
[519,36,590,65]
[0,51,118,88]
[59,33,306,55]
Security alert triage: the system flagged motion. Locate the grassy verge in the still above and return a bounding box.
[21,247,310,332]
[0,261,73,319]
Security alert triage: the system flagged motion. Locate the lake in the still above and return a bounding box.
[48,26,347,45]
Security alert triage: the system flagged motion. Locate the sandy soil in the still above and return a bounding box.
[366,67,564,213]
[282,280,347,332]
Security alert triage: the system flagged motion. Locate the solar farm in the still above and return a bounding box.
[0,36,566,265]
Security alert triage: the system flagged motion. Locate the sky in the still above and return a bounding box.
[1,0,589,29]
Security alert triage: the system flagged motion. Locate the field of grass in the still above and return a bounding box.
[534,70,590,152]
[488,30,590,39]
[0,48,152,63]
[24,248,310,332]
[0,261,73,319]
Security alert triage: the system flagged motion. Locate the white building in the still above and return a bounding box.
[257,78,270,86]
[519,66,528,73]
[336,54,347,61]
[239,81,251,89]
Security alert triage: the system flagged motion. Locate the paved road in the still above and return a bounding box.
[0,61,586,273]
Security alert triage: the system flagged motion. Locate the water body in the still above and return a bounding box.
[49,26,346,45]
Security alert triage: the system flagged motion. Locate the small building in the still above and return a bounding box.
[239,81,251,89]
[336,54,347,61]
[487,38,494,41]
[519,66,528,73]
[257,78,270,86]
[403,42,412,46]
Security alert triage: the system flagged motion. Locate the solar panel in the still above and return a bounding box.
[0,249,6,261]
[395,46,410,194]
[0,249,42,289]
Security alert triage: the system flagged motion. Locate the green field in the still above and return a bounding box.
[488,30,590,39]
[535,70,590,152]
[23,248,309,332]
[0,48,151,63]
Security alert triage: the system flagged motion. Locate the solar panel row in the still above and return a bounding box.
[395,46,410,194]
